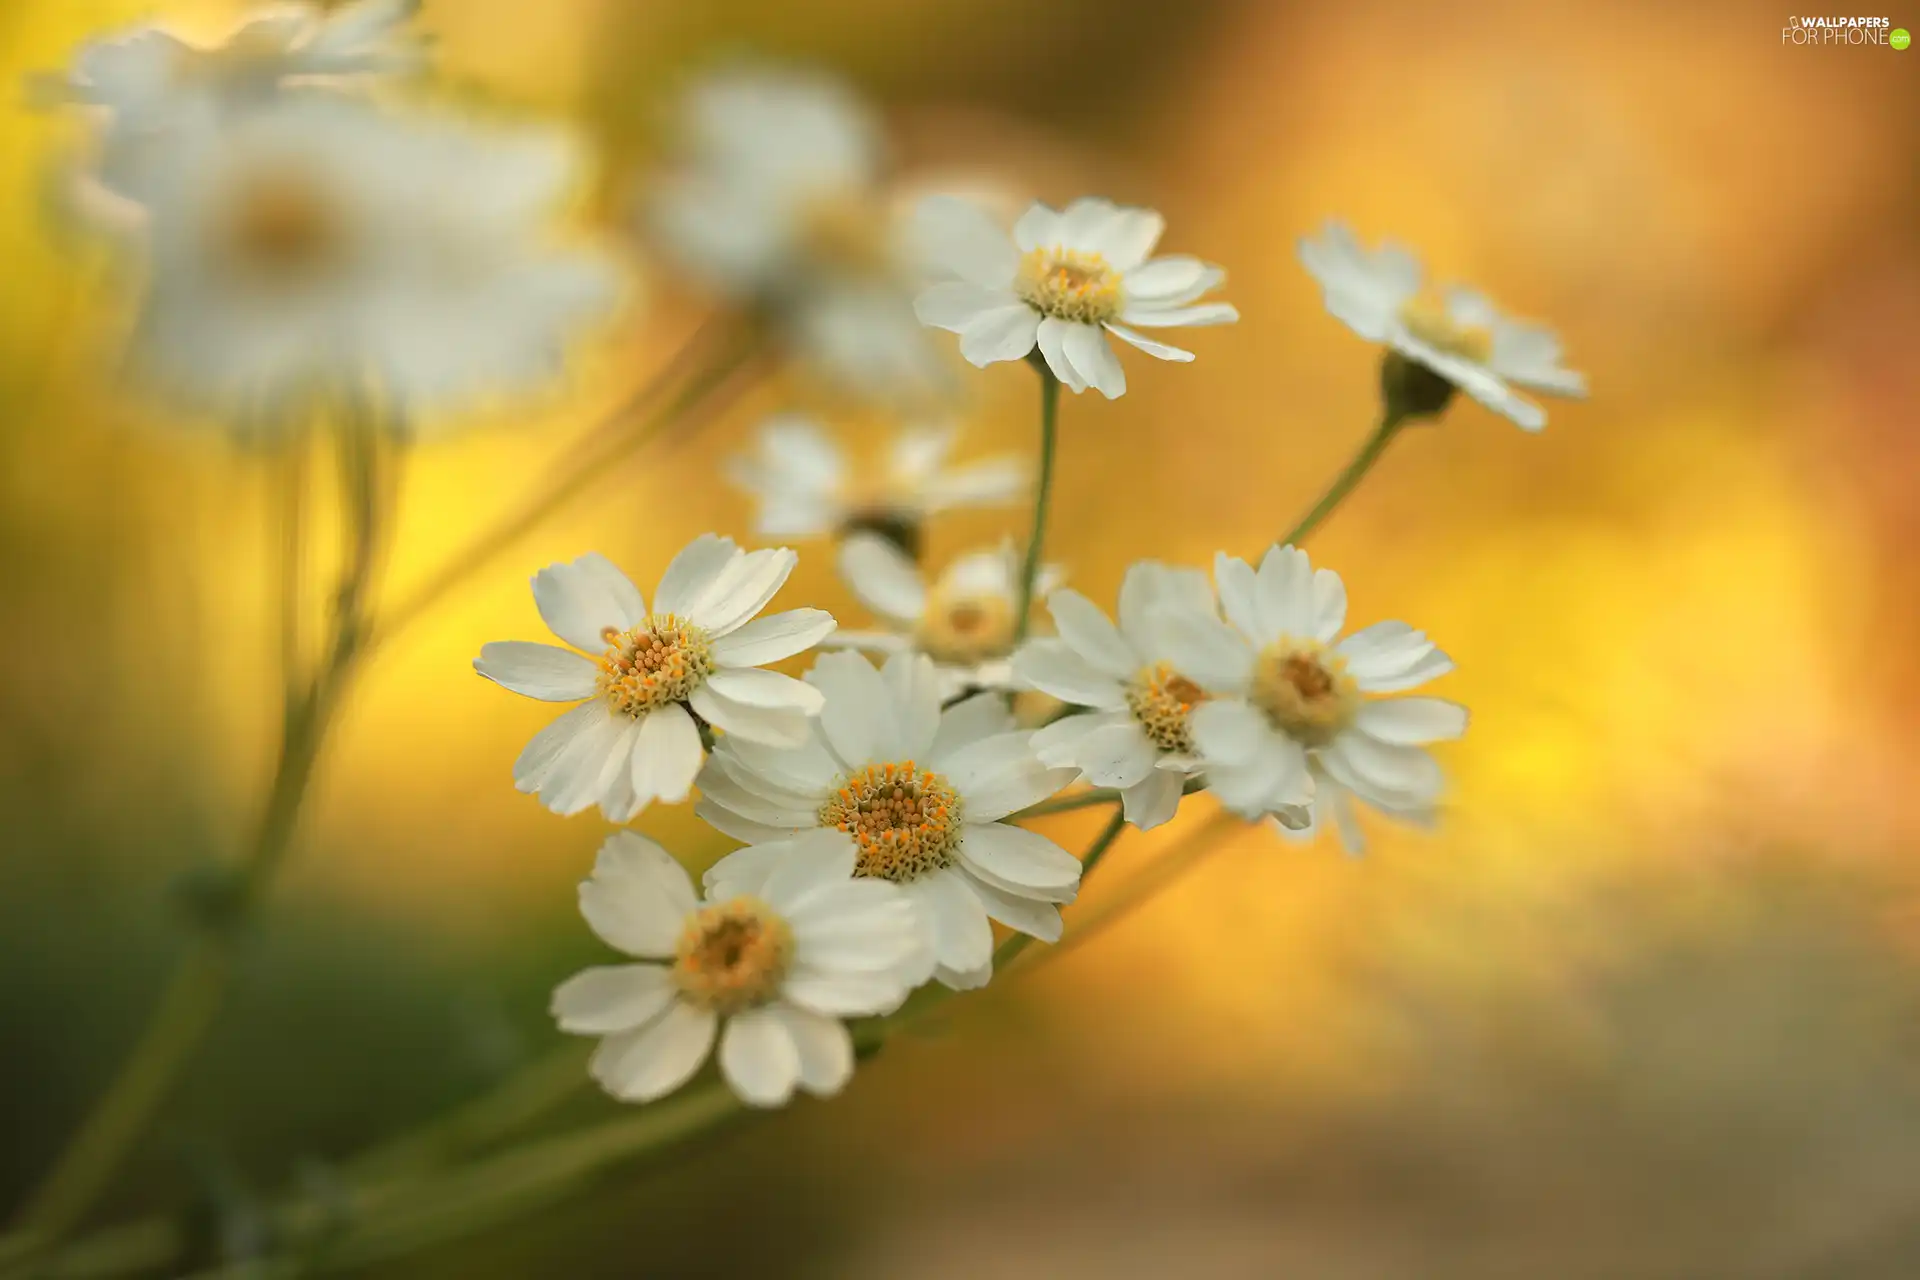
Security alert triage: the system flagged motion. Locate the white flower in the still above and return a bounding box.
[1298,220,1585,431]
[1154,544,1467,840]
[827,534,1062,699]
[1011,564,1221,830]
[728,415,1027,541]
[913,194,1237,399]
[554,830,928,1108]
[474,538,834,822]
[695,651,1081,990]
[647,67,940,399]
[120,94,619,426]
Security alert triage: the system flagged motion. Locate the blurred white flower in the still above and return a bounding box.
[914,194,1237,399]
[555,830,927,1108]
[121,94,619,426]
[827,534,1061,699]
[647,67,942,400]
[1013,564,1219,830]
[1153,545,1466,841]
[728,415,1027,542]
[1298,220,1586,430]
[475,539,833,822]
[695,651,1080,989]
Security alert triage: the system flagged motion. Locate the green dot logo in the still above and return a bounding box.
[1894,27,1912,49]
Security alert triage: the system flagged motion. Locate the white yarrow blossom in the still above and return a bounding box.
[554,830,928,1108]
[1155,545,1467,845]
[122,94,619,426]
[695,651,1081,990]
[475,538,835,822]
[828,534,1061,698]
[1013,564,1220,830]
[913,194,1237,399]
[1298,220,1586,431]
[728,415,1027,541]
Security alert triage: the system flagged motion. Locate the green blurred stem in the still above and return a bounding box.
[1012,368,1061,644]
[277,437,307,717]
[991,806,1128,973]
[1279,410,1407,546]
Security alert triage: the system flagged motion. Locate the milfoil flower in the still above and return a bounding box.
[695,651,1080,990]
[1012,564,1220,830]
[1154,544,1467,842]
[827,534,1062,699]
[121,94,619,427]
[475,538,834,822]
[913,194,1237,399]
[554,830,928,1108]
[727,415,1027,544]
[1298,220,1585,430]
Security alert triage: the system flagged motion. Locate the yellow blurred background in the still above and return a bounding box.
[4,0,1919,1275]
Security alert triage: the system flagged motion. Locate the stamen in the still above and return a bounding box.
[1015,247,1126,326]
[1249,638,1358,747]
[1397,300,1494,364]
[818,762,965,883]
[672,897,794,1015]
[596,613,716,716]
[1125,661,1206,754]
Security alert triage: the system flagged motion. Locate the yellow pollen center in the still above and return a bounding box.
[1015,247,1126,325]
[915,588,1016,666]
[1125,662,1207,754]
[1398,300,1494,364]
[221,172,343,285]
[596,614,715,716]
[671,897,794,1015]
[818,761,964,883]
[1250,638,1358,747]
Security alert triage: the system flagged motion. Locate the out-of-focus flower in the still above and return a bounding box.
[1155,545,1466,844]
[554,830,927,1108]
[914,194,1237,399]
[1013,564,1218,830]
[646,66,943,401]
[827,534,1061,699]
[120,95,619,427]
[727,415,1027,544]
[475,540,833,822]
[1298,220,1586,430]
[695,652,1079,989]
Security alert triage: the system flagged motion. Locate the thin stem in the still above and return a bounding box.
[277,437,307,717]
[1278,410,1407,547]
[1012,369,1061,643]
[992,805,1128,973]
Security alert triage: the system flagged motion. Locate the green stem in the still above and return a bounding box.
[991,805,1128,973]
[1278,410,1407,546]
[1011,369,1061,643]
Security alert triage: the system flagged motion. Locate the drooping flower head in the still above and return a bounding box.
[475,538,835,822]
[1299,220,1585,430]
[914,194,1237,399]
[695,652,1080,990]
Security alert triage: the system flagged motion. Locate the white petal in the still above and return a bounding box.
[1094,207,1164,270]
[1009,639,1127,709]
[719,1007,802,1108]
[1104,324,1193,363]
[939,730,1061,806]
[955,822,1081,902]
[551,964,675,1035]
[589,1002,716,1104]
[1353,647,1454,694]
[1012,201,1060,252]
[1035,316,1087,392]
[1057,196,1117,249]
[958,305,1041,367]
[474,641,599,701]
[1214,552,1264,643]
[935,960,993,991]
[578,831,697,959]
[837,533,926,625]
[1121,769,1184,830]
[653,534,738,618]
[631,703,703,806]
[1322,732,1444,804]
[1123,256,1217,304]
[689,685,812,748]
[782,963,918,1017]
[1119,302,1239,328]
[510,700,604,792]
[913,194,1019,288]
[1029,709,1118,766]
[710,608,837,668]
[770,1003,855,1098]
[694,797,803,846]
[1072,722,1159,788]
[905,868,993,973]
[533,554,638,652]
[806,650,901,767]
[1208,736,1311,816]
[1354,697,1468,745]
[688,547,798,636]
[1255,544,1315,639]
[535,707,636,817]
[1063,322,1125,399]
[1188,699,1272,768]
[882,650,943,759]
[704,666,825,715]
[960,870,1063,943]
[1311,568,1348,643]
[1151,609,1255,691]
[933,693,1017,759]
[1119,562,1215,645]
[915,281,1015,332]
[1047,589,1136,677]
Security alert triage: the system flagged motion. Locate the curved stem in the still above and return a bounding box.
[1012,369,1061,643]
[1278,411,1407,547]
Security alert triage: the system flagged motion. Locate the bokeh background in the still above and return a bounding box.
[4,0,1920,1275]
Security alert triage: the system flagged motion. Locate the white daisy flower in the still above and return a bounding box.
[1298,220,1586,431]
[695,651,1081,990]
[1011,563,1221,830]
[1154,544,1467,834]
[827,534,1062,699]
[647,66,941,399]
[121,94,619,427]
[912,194,1237,399]
[727,415,1027,545]
[474,538,834,823]
[554,829,928,1108]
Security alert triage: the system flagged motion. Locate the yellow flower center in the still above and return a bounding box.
[219,171,344,287]
[818,761,964,883]
[1015,247,1126,325]
[1250,639,1358,747]
[1125,662,1207,754]
[671,897,794,1016]
[1397,300,1493,364]
[915,586,1016,666]
[596,614,716,717]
